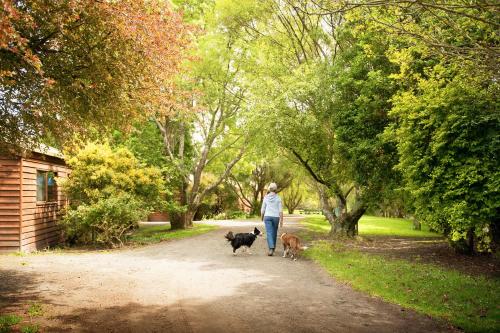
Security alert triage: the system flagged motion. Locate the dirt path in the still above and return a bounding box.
[1,216,455,333]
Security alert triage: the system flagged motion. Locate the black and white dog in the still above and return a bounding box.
[225,227,262,255]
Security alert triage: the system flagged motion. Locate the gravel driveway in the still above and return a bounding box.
[0,216,454,332]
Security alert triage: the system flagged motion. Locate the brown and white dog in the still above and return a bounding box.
[280,232,308,260]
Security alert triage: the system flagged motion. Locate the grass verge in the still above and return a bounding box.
[128,223,218,245]
[301,216,499,333]
[301,215,441,237]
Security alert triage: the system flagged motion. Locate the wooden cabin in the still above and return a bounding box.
[0,147,70,253]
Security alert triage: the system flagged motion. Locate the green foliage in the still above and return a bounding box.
[63,143,165,206]
[112,122,169,170]
[0,315,21,333]
[144,1,252,229]
[112,120,189,202]
[327,19,400,203]
[195,178,240,220]
[282,181,304,214]
[128,224,217,245]
[227,1,402,235]
[61,143,166,247]
[222,0,499,247]
[305,241,500,333]
[63,193,148,247]
[387,62,500,252]
[172,0,215,23]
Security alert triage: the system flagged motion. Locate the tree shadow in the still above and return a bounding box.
[39,280,452,333]
[0,268,44,312]
[42,303,181,333]
[351,236,500,278]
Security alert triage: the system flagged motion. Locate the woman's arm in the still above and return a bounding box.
[279,197,283,227]
[261,198,266,221]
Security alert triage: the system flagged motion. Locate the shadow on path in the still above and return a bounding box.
[0,268,45,312]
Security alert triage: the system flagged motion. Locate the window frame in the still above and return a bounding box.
[36,170,58,205]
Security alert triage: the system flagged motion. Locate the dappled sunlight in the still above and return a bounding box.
[0,217,462,332]
[1,250,277,309]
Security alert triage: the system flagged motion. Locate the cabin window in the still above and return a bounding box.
[36,171,57,203]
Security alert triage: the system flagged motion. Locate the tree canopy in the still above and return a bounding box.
[0,0,189,152]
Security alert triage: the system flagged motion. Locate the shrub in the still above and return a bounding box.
[211,210,248,220]
[62,193,148,247]
[61,143,166,247]
[0,315,21,333]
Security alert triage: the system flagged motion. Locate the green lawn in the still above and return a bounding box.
[128,223,218,245]
[301,215,441,237]
[301,216,500,333]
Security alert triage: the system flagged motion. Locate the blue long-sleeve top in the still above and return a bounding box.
[261,192,282,217]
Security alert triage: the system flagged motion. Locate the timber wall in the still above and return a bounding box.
[0,157,21,253]
[20,156,70,252]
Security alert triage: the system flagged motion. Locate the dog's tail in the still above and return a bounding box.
[298,239,308,251]
[225,231,235,241]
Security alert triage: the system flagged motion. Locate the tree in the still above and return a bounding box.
[112,121,169,170]
[387,62,499,253]
[221,0,399,236]
[0,0,189,152]
[152,7,251,229]
[322,1,499,251]
[312,1,500,252]
[282,182,303,214]
[308,0,499,73]
[228,159,293,215]
[194,173,241,220]
[159,0,500,251]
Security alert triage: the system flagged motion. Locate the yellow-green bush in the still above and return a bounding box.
[61,143,166,247]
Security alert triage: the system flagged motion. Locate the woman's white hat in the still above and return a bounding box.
[268,182,278,192]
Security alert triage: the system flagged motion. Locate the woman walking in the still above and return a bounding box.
[261,182,283,256]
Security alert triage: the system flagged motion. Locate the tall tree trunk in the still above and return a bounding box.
[329,207,367,237]
[450,227,475,254]
[318,186,338,231]
[250,200,260,216]
[170,211,194,229]
[169,181,194,230]
[249,189,260,216]
[318,185,366,237]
